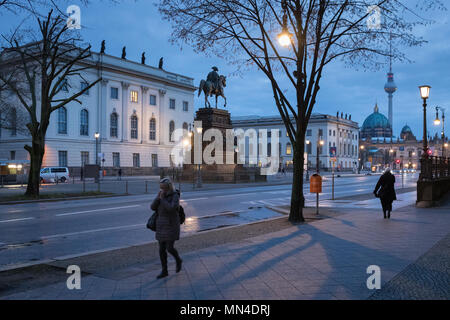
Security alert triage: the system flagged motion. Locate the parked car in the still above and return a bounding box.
[40,167,70,183]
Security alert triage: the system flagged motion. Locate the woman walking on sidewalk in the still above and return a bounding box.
[151,177,182,279]
[373,168,397,219]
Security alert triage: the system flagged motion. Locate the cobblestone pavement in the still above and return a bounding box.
[368,232,450,300]
[1,202,449,300]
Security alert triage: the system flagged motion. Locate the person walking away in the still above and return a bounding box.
[118,168,122,181]
[373,168,397,219]
[151,177,182,279]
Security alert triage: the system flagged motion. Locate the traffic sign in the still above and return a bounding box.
[330,147,337,158]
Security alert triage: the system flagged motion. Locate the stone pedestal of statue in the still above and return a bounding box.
[168,107,265,184]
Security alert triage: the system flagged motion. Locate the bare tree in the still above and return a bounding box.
[0,10,101,197]
[158,0,444,222]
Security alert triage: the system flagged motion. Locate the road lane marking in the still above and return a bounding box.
[181,197,208,201]
[41,224,144,239]
[0,217,35,223]
[56,205,141,217]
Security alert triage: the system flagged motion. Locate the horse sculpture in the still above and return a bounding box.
[198,75,227,109]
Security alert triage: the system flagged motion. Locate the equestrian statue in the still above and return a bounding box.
[198,66,227,109]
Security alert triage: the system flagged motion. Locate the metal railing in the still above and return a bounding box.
[419,156,450,180]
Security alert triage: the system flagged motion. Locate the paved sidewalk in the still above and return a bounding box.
[2,201,449,300]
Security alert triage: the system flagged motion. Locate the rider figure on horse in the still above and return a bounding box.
[206,66,220,95]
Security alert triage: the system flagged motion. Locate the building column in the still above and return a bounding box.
[141,86,149,144]
[100,79,109,142]
[121,82,130,142]
[158,89,166,145]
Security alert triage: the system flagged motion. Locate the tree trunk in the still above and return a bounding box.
[24,134,45,198]
[289,136,306,223]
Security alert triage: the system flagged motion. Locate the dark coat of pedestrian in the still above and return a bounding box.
[151,177,182,279]
[373,168,397,219]
[118,168,122,180]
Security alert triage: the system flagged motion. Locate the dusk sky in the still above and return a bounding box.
[1,0,449,139]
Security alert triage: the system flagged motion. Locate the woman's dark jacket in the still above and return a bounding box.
[151,191,180,241]
[374,172,397,203]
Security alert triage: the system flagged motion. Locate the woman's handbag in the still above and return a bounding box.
[147,211,158,231]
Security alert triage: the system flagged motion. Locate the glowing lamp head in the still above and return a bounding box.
[278,31,292,47]
[419,85,431,100]
[183,139,190,147]
[319,140,325,146]
[94,132,100,139]
[434,119,441,126]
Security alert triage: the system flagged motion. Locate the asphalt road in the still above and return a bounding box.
[0,173,419,269]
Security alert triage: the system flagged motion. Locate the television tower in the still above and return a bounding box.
[384,37,397,137]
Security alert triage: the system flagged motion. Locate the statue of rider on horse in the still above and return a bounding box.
[198,66,227,109]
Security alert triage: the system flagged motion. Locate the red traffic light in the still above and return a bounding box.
[395,159,401,164]
[427,149,432,156]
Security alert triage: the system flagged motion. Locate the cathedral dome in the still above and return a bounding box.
[401,125,412,135]
[361,104,392,139]
[400,124,416,141]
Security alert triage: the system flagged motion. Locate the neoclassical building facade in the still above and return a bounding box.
[231,112,360,171]
[0,49,196,174]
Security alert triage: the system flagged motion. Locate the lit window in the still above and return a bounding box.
[131,90,138,103]
[286,143,292,155]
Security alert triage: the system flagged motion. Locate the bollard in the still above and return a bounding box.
[82,179,86,193]
[97,180,100,193]
[126,181,128,195]
[145,181,148,194]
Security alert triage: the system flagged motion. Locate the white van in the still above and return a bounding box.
[40,167,70,183]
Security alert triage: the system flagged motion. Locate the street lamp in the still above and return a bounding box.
[277,0,293,47]
[419,85,431,159]
[433,106,446,157]
[316,137,324,174]
[94,132,100,183]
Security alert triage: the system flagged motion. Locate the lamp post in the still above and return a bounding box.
[305,140,310,180]
[419,86,431,158]
[419,85,431,180]
[359,145,365,172]
[316,134,324,174]
[433,106,446,157]
[389,148,394,170]
[94,132,100,183]
[277,0,293,47]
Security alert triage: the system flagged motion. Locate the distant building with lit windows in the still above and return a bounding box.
[231,112,360,171]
